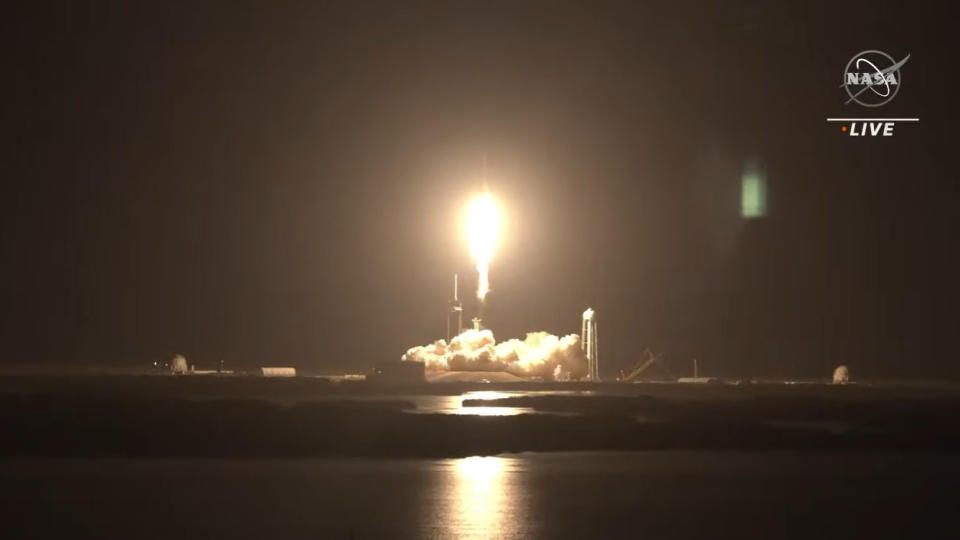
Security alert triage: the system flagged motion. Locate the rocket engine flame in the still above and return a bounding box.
[476,265,490,302]
[466,192,499,301]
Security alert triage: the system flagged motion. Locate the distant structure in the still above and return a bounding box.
[833,365,850,384]
[677,356,717,383]
[261,367,296,377]
[619,348,675,382]
[677,376,719,384]
[582,308,599,381]
[170,355,188,375]
[447,273,463,341]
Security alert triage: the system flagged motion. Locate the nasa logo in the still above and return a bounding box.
[840,50,909,107]
[827,49,918,137]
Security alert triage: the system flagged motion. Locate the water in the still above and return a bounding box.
[377,390,593,415]
[2,451,956,539]
[404,390,551,415]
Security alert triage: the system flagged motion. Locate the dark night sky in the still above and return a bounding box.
[2,1,957,378]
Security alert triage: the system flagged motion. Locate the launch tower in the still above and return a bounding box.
[446,274,463,341]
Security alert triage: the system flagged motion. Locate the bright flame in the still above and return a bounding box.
[466,192,500,301]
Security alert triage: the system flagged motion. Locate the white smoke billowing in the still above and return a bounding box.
[401,329,588,381]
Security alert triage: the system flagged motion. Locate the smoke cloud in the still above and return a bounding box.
[401,329,588,380]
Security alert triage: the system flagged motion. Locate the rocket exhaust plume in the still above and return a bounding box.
[402,328,589,381]
[476,265,490,302]
[466,192,500,301]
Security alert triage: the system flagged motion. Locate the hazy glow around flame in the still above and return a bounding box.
[466,192,500,300]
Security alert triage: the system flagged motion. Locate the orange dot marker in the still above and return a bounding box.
[841,126,847,132]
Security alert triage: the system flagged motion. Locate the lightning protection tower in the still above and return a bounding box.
[446,274,463,341]
[582,308,599,381]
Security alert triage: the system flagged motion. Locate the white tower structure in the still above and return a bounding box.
[582,308,599,381]
[447,274,463,341]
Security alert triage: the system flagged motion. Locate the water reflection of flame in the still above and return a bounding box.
[461,406,525,416]
[442,456,524,539]
[458,391,525,416]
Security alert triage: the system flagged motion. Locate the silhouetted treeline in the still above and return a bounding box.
[2,389,959,457]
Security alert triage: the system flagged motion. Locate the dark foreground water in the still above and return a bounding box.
[2,452,956,539]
